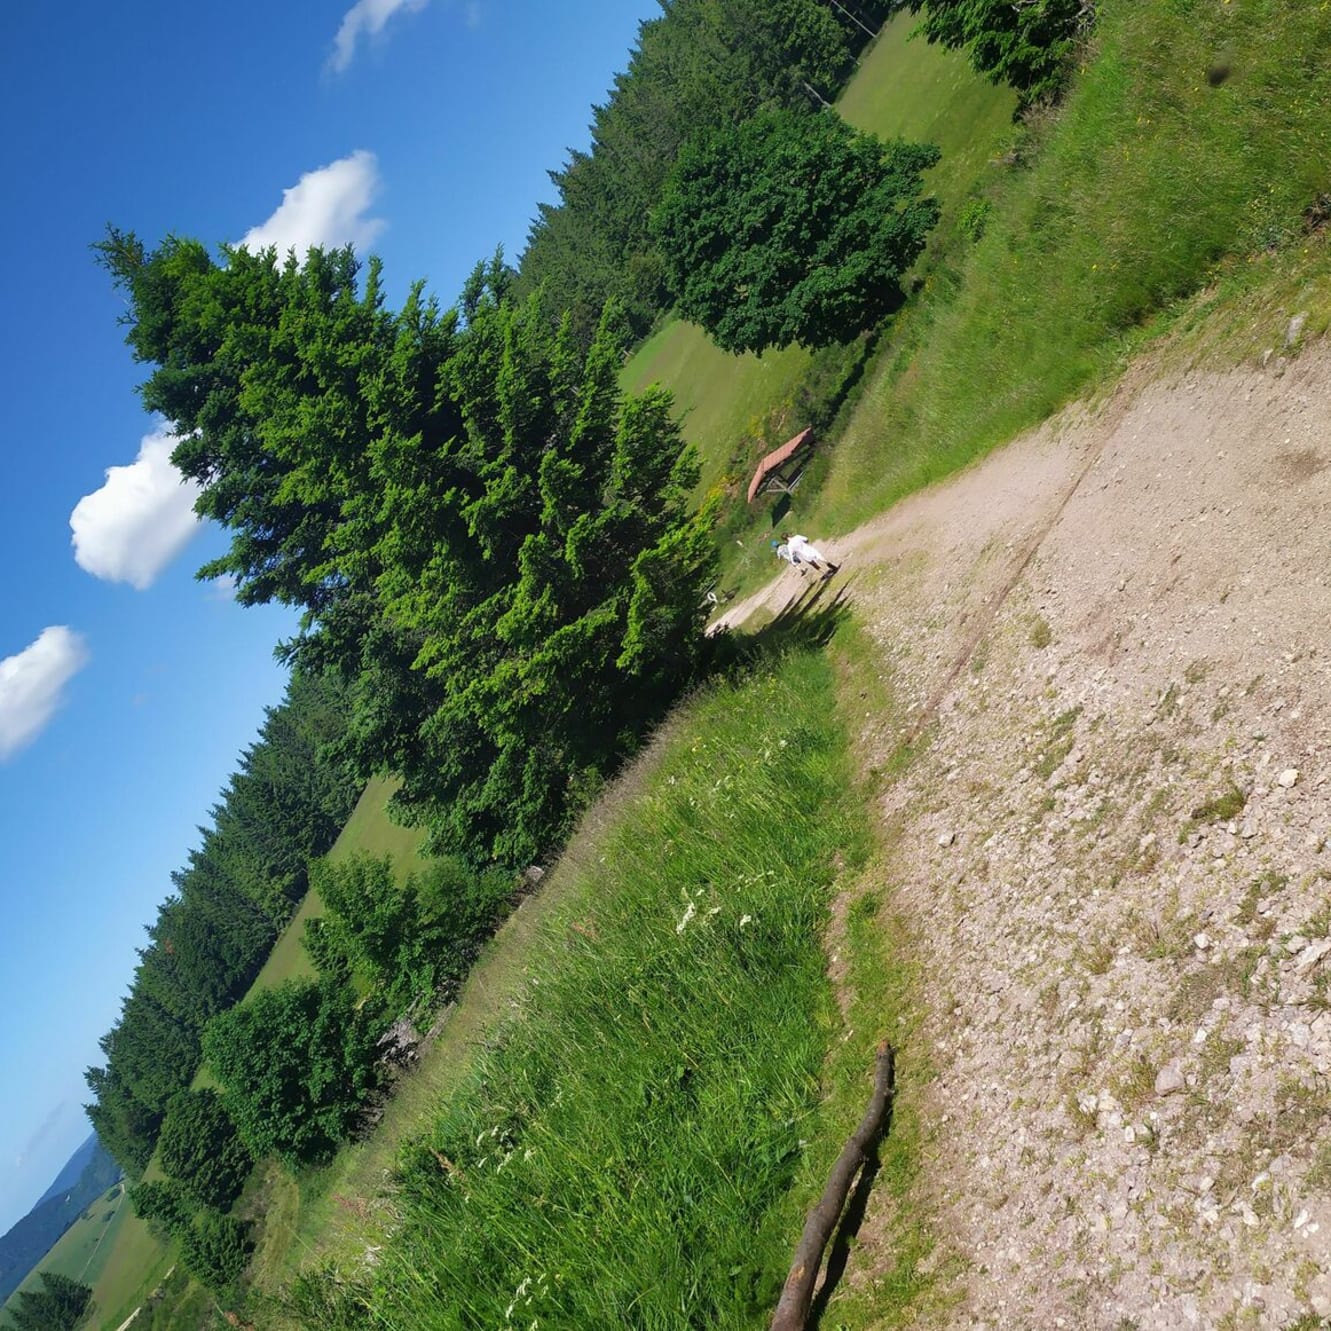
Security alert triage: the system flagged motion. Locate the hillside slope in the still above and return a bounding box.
[0,1137,120,1305]
[725,339,1331,1327]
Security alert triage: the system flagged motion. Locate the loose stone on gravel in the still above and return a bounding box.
[1154,1062,1186,1096]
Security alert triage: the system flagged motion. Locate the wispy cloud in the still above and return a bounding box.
[70,426,202,590]
[328,0,429,74]
[238,150,385,258]
[207,574,239,602]
[14,1102,69,1171]
[0,629,89,761]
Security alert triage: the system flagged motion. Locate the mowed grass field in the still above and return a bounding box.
[87,775,430,1331]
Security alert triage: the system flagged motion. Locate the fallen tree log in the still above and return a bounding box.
[769,1041,897,1331]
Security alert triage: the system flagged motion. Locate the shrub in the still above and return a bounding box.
[203,980,379,1166]
[128,1179,193,1238]
[655,108,940,353]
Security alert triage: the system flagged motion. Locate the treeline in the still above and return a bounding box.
[84,233,716,1256]
[127,852,515,1291]
[516,0,1096,346]
[515,0,902,343]
[85,671,360,1176]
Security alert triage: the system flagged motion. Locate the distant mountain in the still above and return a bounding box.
[32,1133,100,1210]
[0,1135,121,1306]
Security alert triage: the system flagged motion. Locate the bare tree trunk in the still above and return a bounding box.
[769,1042,896,1331]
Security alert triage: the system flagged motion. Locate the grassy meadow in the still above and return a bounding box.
[806,0,1331,536]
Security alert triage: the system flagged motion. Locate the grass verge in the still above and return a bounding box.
[270,641,931,1328]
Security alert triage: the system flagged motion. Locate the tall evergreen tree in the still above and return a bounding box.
[4,1273,91,1331]
[96,239,716,867]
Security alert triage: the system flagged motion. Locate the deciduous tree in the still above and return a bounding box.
[654,109,940,352]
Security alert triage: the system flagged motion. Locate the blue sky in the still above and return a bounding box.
[0,0,659,1235]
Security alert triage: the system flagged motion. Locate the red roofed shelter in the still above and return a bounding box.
[746,428,815,503]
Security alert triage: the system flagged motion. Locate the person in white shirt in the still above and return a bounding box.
[782,532,839,579]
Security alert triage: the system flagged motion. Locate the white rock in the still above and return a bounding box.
[937,830,956,848]
[1278,768,1300,788]
[1154,1062,1186,1096]
[1296,939,1331,973]
[1194,932,1211,951]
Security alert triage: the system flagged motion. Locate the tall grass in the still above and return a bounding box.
[290,649,868,1328]
[811,0,1331,533]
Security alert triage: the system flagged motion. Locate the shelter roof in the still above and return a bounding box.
[746,427,814,503]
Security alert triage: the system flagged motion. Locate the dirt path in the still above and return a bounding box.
[742,346,1331,1328]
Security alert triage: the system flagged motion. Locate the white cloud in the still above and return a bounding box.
[70,427,202,590]
[329,0,429,73]
[0,629,89,761]
[238,150,386,259]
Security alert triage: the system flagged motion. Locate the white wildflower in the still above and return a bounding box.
[676,901,697,934]
[740,914,753,928]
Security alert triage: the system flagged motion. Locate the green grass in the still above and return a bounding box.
[272,644,913,1329]
[805,0,1331,538]
[245,770,640,1295]
[239,775,431,997]
[621,322,814,499]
